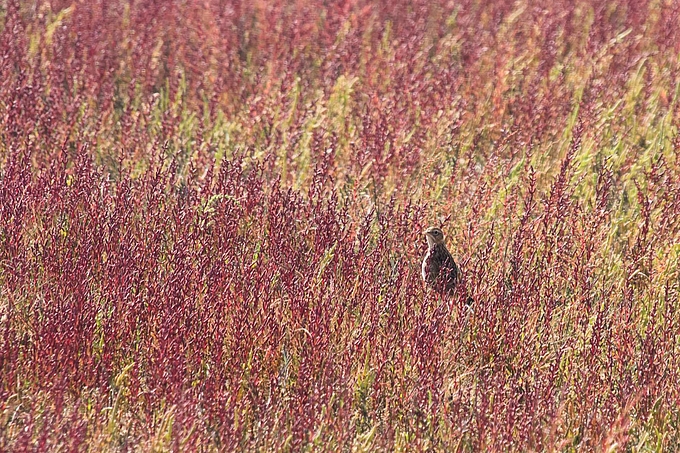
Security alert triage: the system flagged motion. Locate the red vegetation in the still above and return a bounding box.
[2,0,680,450]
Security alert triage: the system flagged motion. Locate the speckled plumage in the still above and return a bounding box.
[422,227,460,296]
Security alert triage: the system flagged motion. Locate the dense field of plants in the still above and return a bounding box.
[2,0,680,450]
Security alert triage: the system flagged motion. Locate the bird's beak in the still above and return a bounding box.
[424,231,436,247]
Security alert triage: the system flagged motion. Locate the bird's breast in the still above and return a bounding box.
[421,249,431,281]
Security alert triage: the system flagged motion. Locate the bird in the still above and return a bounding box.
[421,226,461,296]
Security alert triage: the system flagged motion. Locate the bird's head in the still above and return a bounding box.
[424,226,445,247]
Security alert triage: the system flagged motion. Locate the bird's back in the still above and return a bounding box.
[422,243,460,295]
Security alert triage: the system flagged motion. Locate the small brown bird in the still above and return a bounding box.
[422,226,461,296]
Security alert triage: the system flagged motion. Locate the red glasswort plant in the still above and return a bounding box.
[2,0,680,450]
